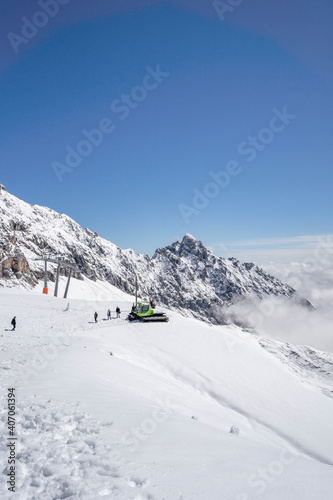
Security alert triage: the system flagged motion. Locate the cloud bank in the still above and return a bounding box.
[217,235,333,353]
[223,295,333,354]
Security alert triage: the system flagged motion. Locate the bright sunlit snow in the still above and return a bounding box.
[1,281,333,499]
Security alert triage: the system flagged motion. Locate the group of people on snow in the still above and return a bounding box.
[94,307,121,323]
[8,308,122,331]
[9,297,158,331]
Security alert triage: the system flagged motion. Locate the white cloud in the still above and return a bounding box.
[216,233,333,266]
[211,233,333,353]
[222,296,333,353]
[224,234,333,248]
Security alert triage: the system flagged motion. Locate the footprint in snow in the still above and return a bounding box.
[41,466,53,477]
[128,477,148,488]
[133,494,154,500]
[97,487,114,497]
[84,439,96,449]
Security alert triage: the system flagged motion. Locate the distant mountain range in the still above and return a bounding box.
[0,185,310,323]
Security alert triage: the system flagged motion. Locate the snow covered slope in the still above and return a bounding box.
[0,288,332,499]
[0,187,307,324]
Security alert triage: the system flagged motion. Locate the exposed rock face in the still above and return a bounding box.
[147,234,298,322]
[2,253,29,274]
[0,189,306,323]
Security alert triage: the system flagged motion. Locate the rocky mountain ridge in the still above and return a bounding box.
[0,186,306,323]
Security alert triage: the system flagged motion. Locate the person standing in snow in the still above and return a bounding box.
[107,309,111,320]
[94,312,98,323]
[116,307,120,318]
[11,316,16,331]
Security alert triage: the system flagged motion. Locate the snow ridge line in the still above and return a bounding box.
[157,362,333,467]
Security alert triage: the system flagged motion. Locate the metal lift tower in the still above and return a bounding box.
[34,254,79,298]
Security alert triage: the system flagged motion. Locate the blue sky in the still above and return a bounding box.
[1,0,332,263]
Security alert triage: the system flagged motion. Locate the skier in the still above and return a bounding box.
[107,309,111,320]
[11,316,16,331]
[116,306,120,318]
[94,312,98,323]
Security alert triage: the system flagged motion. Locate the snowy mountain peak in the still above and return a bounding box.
[183,233,197,242]
[0,188,309,324]
[181,233,206,250]
[164,233,210,259]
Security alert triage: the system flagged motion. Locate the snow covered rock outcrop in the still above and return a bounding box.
[0,188,308,323]
[149,234,304,322]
